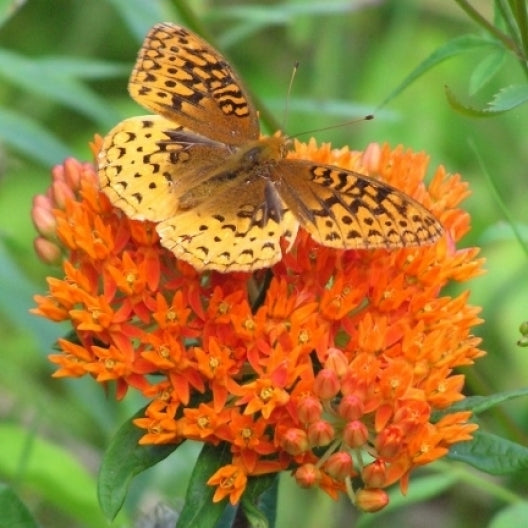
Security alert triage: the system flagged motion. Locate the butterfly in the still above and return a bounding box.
[97,23,443,272]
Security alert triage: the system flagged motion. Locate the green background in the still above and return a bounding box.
[1,1,527,527]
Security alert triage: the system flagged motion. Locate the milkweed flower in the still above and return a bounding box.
[32,138,484,510]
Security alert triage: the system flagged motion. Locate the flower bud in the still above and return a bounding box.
[342,420,368,448]
[361,460,386,488]
[280,428,309,455]
[51,179,75,208]
[294,463,321,488]
[296,394,323,424]
[360,143,382,175]
[355,488,389,513]
[324,451,354,480]
[313,368,340,400]
[32,195,56,237]
[338,394,364,421]
[307,420,334,447]
[34,237,62,265]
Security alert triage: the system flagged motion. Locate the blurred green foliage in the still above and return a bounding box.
[1,1,528,527]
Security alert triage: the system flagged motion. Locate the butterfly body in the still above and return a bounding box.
[98,23,443,272]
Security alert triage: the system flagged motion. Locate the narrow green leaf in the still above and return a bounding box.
[469,49,506,95]
[488,84,528,111]
[107,0,166,42]
[445,84,509,117]
[479,222,528,244]
[0,424,112,527]
[241,474,278,528]
[176,443,232,528]
[0,0,25,28]
[447,431,528,474]
[489,502,528,528]
[378,34,500,109]
[0,49,121,127]
[35,56,129,79]
[213,1,369,22]
[442,387,528,414]
[0,107,71,165]
[98,408,178,520]
[0,483,39,528]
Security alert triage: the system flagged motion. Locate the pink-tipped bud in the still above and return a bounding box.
[294,463,321,488]
[63,158,84,189]
[51,179,75,208]
[34,237,62,265]
[360,143,382,175]
[338,394,364,421]
[297,394,323,424]
[32,195,57,237]
[280,428,309,456]
[324,451,354,480]
[313,368,340,400]
[307,420,334,447]
[343,420,368,448]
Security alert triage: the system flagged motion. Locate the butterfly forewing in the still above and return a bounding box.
[129,23,260,146]
[276,161,443,249]
[98,115,232,222]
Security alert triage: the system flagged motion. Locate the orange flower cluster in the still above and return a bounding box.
[32,139,484,510]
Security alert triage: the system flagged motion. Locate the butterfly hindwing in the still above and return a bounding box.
[276,160,443,249]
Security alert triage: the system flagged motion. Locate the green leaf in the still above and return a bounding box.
[176,443,232,528]
[445,84,509,117]
[107,0,166,42]
[34,56,129,79]
[0,483,39,528]
[0,107,71,165]
[0,0,26,28]
[447,431,528,474]
[488,84,528,111]
[97,408,178,520]
[378,34,500,109]
[241,474,278,528]
[479,222,528,244]
[0,48,122,127]
[469,49,506,95]
[489,502,528,528]
[0,424,112,527]
[441,387,528,415]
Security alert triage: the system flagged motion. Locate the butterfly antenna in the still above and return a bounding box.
[290,114,374,140]
[282,61,300,134]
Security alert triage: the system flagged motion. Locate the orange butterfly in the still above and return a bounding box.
[98,23,443,272]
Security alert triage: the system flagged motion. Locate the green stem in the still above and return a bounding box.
[469,138,528,259]
[508,0,528,65]
[454,0,525,62]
